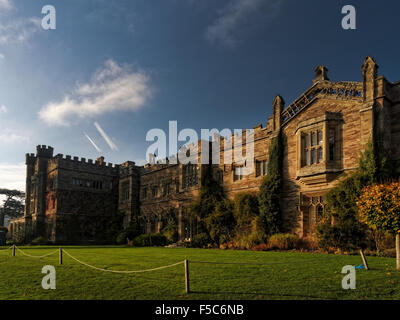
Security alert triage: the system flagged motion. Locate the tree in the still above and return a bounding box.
[316,140,393,251]
[357,182,400,269]
[0,189,25,226]
[258,129,284,236]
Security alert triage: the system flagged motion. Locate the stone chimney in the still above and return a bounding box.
[313,65,329,84]
[97,156,105,165]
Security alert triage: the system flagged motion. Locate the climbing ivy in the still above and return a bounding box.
[258,129,284,236]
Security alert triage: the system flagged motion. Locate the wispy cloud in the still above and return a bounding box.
[0,0,13,12]
[39,59,152,126]
[0,105,7,114]
[0,132,29,144]
[94,121,118,151]
[84,132,102,152]
[0,162,25,191]
[0,17,41,45]
[205,0,282,47]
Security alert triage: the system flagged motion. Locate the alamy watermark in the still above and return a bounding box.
[146,121,255,175]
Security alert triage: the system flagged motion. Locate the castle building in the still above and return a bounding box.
[9,57,400,243]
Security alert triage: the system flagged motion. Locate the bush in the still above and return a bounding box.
[267,233,299,250]
[233,192,259,230]
[116,230,128,245]
[163,227,178,243]
[380,248,397,258]
[205,199,234,245]
[0,226,8,234]
[371,230,395,253]
[190,233,210,248]
[31,236,47,245]
[251,243,269,251]
[132,233,167,247]
[233,216,266,250]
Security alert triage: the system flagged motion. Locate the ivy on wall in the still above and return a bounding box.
[258,129,284,236]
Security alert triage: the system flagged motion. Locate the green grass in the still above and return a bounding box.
[0,246,399,300]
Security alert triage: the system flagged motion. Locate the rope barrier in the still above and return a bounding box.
[62,249,184,274]
[190,260,271,266]
[0,247,11,254]
[15,246,58,258]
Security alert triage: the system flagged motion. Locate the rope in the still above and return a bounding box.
[190,260,271,266]
[62,249,184,274]
[15,246,58,258]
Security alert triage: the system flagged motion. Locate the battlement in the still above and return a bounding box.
[54,153,120,169]
[25,153,36,165]
[36,145,54,158]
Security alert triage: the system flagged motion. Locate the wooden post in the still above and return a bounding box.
[184,259,190,294]
[59,248,63,265]
[12,244,15,257]
[359,249,369,270]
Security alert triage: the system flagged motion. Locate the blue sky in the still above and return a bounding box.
[1,0,400,191]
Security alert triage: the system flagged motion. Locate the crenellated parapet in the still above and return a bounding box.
[53,153,120,175]
[36,145,54,158]
[25,153,36,165]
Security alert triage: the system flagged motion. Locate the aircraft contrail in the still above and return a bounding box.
[84,132,102,152]
[94,121,119,151]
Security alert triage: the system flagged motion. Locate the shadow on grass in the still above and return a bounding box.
[190,290,337,300]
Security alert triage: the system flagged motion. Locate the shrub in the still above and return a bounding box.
[267,233,299,250]
[205,199,234,245]
[116,230,128,245]
[163,227,178,243]
[132,233,167,247]
[233,192,259,241]
[31,236,47,245]
[380,248,396,258]
[371,230,395,253]
[251,243,269,251]
[190,233,210,248]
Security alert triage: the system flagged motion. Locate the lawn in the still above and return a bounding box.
[0,246,399,300]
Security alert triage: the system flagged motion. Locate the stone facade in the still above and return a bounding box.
[9,56,400,243]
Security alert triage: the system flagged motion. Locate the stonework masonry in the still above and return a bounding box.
[9,57,400,243]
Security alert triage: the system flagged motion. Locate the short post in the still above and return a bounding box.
[360,249,369,270]
[12,244,15,257]
[59,248,63,265]
[184,259,190,294]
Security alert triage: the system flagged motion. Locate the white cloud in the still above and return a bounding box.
[0,0,13,12]
[39,59,152,126]
[0,132,29,144]
[0,162,25,191]
[0,17,41,45]
[205,0,282,47]
[0,105,7,113]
